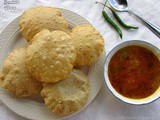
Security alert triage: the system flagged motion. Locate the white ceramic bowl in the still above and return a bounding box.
[104,40,160,105]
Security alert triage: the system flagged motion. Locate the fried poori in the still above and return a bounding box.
[19,6,68,42]
[0,48,42,97]
[25,29,76,83]
[70,25,104,66]
[41,69,89,115]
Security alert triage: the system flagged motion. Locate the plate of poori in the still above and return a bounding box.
[0,6,106,120]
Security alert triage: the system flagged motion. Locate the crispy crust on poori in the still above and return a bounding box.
[25,29,76,83]
[19,6,68,42]
[41,69,89,115]
[70,25,104,66]
[0,48,42,97]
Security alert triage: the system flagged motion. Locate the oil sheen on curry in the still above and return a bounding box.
[108,45,160,99]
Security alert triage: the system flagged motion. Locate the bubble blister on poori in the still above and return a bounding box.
[70,25,104,66]
[0,48,42,97]
[19,6,68,42]
[25,29,76,83]
[41,69,89,115]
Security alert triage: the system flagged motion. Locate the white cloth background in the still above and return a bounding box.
[0,0,160,120]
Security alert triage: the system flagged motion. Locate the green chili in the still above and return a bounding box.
[111,9,138,29]
[102,11,123,39]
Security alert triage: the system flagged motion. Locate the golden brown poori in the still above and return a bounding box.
[0,48,42,97]
[41,69,89,115]
[25,29,76,83]
[19,6,68,42]
[70,25,104,66]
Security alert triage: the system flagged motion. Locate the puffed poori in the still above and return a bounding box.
[70,25,104,66]
[41,69,89,115]
[0,48,42,97]
[25,29,76,83]
[19,6,68,42]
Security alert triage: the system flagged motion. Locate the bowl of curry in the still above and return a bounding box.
[104,40,160,105]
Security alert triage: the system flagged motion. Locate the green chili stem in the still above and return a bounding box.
[102,11,123,39]
[102,0,108,11]
[95,1,111,10]
[95,1,111,11]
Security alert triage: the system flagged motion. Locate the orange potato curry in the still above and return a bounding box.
[108,45,160,99]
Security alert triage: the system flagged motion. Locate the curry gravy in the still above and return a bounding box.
[108,45,160,99]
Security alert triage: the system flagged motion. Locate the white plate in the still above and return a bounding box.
[0,8,106,120]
